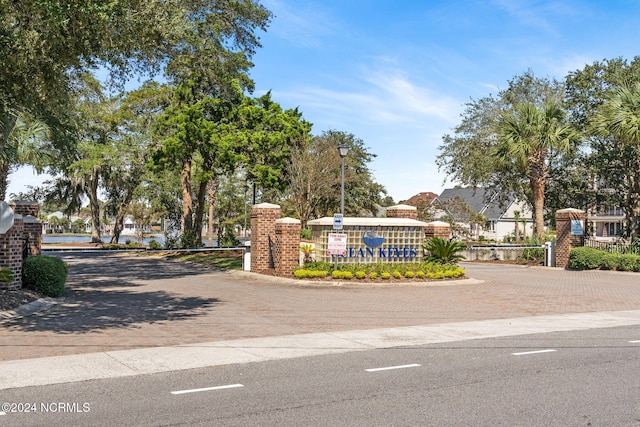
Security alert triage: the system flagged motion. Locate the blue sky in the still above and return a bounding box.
[8,0,640,202]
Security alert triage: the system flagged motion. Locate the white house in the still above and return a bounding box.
[434,187,534,241]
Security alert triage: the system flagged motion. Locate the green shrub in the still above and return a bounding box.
[355,271,366,279]
[381,272,391,280]
[601,253,617,270]
[404,270,415,278]
[568,247,607,270]
[300,229,312,240]
[617,254,640,271]
[294,269,309,278]
[369,272,378,280]
[309,270,328,278]
[332,270,352,280]
[303,261,334,271]
[415,270,425,278]
[148,240,162,250]
[393,270,402,279]
[22,256,67,297]
[294,269,328,279]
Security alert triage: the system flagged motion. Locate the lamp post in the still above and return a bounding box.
[243,184,249,240]
[337,142,349,215]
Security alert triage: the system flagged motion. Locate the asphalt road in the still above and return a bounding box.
[2,325,640,426]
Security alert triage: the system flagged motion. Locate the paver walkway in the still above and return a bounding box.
[1,253,640,361]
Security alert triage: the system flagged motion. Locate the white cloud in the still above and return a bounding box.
[491,0,578,33]
[261,0,337,48]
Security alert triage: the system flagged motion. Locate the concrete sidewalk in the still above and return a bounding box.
[3,310,640,390]
[2,253,640,389]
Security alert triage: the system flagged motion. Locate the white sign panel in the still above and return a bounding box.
[327,233,347,256]
[570,219,584,236]
[333,213,343,230]
[0,201,14,234]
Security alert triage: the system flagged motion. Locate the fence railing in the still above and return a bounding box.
[584,238,632,254]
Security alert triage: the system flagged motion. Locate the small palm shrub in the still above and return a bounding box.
[0,267,13,283]
[23,256,68,297]
[299,244,314,263]
[423,237,466,264]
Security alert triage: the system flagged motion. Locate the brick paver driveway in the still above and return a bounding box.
[1,253,640,361]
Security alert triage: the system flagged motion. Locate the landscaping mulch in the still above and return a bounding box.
[0,289,43,312]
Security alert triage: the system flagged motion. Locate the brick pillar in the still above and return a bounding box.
[250,203,281,273]
[555,208,586,269]
[425,221,451,240]
[23,216,42,256]
[386,204,418,220]
[0,215,24,290]
[275,218,302,277]
[10,201,42,256]
[9,200,39,217]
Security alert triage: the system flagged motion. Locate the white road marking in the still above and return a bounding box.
[171,384,244,395]
[628,340,640,343]
[366,363,421,372]
[512,349,557,356]
[0,412,5,416]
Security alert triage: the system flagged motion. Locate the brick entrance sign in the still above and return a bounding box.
[555,208,586,269]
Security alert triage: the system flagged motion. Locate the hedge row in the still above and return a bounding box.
[569,247,640,271]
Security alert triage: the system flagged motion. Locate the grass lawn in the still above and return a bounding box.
[146,250,243,270]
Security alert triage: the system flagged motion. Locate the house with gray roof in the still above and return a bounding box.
[433,187,533,241]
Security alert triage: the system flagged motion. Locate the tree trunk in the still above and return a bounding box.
[193,178,208,246]
[0,114,17,200]
[110,188,135,244]
[207,179,219,247]
[181,159,193,233]
[531,177,545,238]
[0,162,9,201]
[111,214,125,244]
[87,172,102,243]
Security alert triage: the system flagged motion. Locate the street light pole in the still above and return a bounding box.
[243,184,249,240]
[337,143,349,216]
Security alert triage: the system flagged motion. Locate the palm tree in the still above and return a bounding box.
[1,109,52,200]
[496,102,579,238]
[591,83,640,238]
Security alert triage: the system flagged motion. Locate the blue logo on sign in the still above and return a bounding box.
[362,230,384,247]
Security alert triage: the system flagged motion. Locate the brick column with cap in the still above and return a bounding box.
[555,208,586,268]
[250,203,281,273]
[425,221,451,240]
[0,215,24,290]
[386,204,418,220]
[275,218,301,277]
[10,200,42,256]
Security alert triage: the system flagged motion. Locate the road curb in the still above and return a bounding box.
[0,297,65,322]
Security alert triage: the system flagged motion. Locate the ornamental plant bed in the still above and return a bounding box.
[294,261,466,283]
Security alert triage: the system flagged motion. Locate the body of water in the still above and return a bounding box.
[43,234,222,247]
[43,234,166,246]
